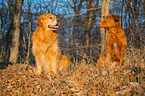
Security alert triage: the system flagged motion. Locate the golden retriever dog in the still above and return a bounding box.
[32,14,60,76]
[99,14,127,66]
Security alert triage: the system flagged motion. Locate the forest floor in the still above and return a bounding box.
[0,61,144,95]
[0,48,145,95]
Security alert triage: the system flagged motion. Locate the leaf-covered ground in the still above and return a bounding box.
[0,61,145,96]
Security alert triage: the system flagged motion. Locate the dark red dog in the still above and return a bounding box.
[99,14,127,66]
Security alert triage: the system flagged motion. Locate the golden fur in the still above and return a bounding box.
[58,49,70,71]
[32,14,60,75]
[98,14,127,66]
[97,54,120,68]
[97,54,105,68]
[59,55,70,71]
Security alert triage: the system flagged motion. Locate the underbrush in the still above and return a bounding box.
[0,47,145,95]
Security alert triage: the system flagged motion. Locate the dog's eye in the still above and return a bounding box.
[106,18,109,21]
[49,17,52,19]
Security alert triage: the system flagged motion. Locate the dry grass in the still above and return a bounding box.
[0,47,145,95]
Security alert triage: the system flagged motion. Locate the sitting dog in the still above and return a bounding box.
[99,14,127,66]
[32,14,60,76]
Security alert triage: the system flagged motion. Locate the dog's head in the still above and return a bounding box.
[99,14,121,28]
[37,14,60,31]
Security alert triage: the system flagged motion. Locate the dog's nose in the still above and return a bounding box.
[56,19,60,26]
[57,19,60,23]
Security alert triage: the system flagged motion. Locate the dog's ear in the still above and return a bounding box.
[112,14,121,22]
[37,14,45,26]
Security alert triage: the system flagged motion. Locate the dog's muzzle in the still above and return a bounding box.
[48,19,60,30]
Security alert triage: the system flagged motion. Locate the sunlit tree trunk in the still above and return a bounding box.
[9,0,23,63]
[100,0,111,53]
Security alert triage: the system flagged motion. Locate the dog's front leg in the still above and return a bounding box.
[35,57,42,75]
[106,48,112,64]
[51,53,59,74]
[47,51,59,75]
[120,49,125,66]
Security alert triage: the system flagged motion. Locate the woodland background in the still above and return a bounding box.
[0,0,145,95]
[0,0,144,65]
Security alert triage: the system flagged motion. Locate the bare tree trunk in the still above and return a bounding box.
[83,0,96,56]
[0,27,2,62]
[143,1,145,16]
[67,0,83,47]
[100,0,111,53]
[143,0,145,43]
[84,0,95,45]
[0,27,1,39]
[67,0,84,64]
[9,0,23,63]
